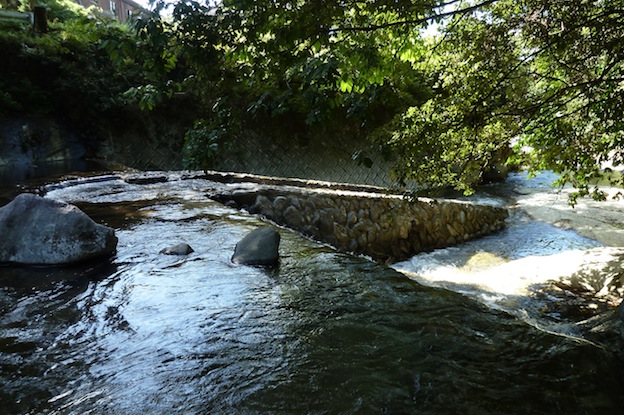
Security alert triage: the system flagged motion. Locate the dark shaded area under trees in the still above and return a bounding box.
[2,0,624,201]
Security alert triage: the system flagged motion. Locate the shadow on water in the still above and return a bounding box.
[0,261,118,294]
[0,172,623,414]
[0,260,118,415]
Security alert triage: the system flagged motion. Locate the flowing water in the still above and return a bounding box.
[1,172,623,414]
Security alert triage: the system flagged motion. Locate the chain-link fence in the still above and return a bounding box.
[216,131,396,187]
[106,127,397,187]
[103,135,184,171]
[1,115,397,188]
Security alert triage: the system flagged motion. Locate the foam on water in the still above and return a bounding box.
[2,171,624,414]
[393,171,624,337]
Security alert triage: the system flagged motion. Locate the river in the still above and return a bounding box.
[1,170,623,414]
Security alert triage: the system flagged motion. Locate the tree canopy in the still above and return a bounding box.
[137,0,623,200]
[4,0,624,201]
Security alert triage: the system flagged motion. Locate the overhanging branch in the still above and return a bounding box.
[328,0,502,34]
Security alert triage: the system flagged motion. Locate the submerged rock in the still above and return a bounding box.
[232,227,280,266]
[0,193,117,265]
[160,243,194,255]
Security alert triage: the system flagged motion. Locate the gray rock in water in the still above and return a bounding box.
[232,227,280,266]
[0,193,117,265]
[160,243,194,255]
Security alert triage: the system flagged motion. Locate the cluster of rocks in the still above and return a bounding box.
[161,227,280,267]
[0,193,281,268]
[216,187,509,263]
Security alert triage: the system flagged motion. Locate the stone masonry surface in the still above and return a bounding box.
[210,174,509,263]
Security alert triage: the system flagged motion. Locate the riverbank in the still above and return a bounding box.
[507,171,624,247]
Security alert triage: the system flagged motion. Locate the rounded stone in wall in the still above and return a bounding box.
[283,205,304,228]
[458,209,467,224]
[334,224,349,246]
[348,239,358,252]
[408,233,422,252]
[311,209,321,226]
[391,244,403,260]
[290,196,303,210]
[466,208,475,222]
[346,211,358,228]
[411,204,424,219]
[335,205,347,225]
[358,209,369,221]
[311,196,328,210]
[399,239,412,257]
[303,200,314,222]
[398,221,410,239]
[252,195,273,216]
[273,195,289,213]
[352,221,368,238]
[446,223,458,238]
[433,217,442,233]
[357,233,368,248]
[422,206,433,221]
[302,224,316,237]
[319,208,335,235]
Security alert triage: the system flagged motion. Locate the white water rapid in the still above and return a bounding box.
[393,171,624,338]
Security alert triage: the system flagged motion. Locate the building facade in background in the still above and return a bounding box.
[74,0,143,23]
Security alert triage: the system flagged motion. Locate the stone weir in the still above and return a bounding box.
[208,172,509,263]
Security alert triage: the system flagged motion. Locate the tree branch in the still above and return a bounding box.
[328,0,502,34]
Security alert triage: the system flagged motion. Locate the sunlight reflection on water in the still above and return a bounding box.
[1,172,623,414]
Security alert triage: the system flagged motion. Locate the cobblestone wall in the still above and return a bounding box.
[211,173,508,263]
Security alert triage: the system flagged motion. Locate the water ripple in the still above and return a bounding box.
[2,173,623,414]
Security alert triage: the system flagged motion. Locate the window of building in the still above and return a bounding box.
[109,0,117,16]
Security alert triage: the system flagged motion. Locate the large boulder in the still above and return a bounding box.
[0,193,117,265]
[232,227,280,266]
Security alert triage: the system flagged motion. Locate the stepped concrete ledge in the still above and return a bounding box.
[207,171,509,263]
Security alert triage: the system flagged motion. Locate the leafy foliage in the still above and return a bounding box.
[5,0,624,201]
[173,0,624,199]
[506,0,624,201]
[0,1,138,121]
[182,118,226,171]
[396,0,624,199]
[383,13,527,192]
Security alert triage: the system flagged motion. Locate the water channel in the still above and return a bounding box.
[1,169,623,414]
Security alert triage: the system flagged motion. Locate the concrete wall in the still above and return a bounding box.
[0,117,93,186]
[0,117,88,174]
[212,176,509,263]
